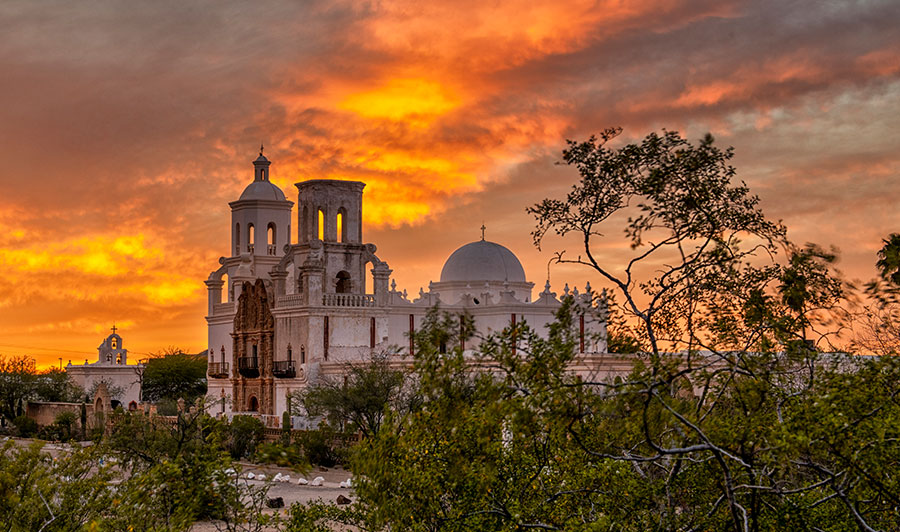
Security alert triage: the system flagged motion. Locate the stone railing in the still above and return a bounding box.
[267,244,277,256]
[276,294,305,308]
[323,293,376,307]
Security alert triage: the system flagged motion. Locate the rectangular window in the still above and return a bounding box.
[323,316,329,361]
[370,317,376,348]
[459,315,465,351]
[511,313,517,355]
[580,314,585,353]
[409,314,415,356]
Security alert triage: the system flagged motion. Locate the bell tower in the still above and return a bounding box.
[229,146,293,258]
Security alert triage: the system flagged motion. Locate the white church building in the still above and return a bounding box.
[66,327,143,408]
[205,150,609,420]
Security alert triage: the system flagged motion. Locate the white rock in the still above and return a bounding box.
[297,478,308,485]
[310,476,325,486]
[281,475,291,483]
[224,468,236,476]
[256,474,266,481]
[247,472,256,480]
[273,473,283,482]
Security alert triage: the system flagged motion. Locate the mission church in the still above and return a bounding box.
[205,149,609,421]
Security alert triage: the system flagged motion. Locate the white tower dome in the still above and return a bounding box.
[431,238,534,304]
[440,240,527,283]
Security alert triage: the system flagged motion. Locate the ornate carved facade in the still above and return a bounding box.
[232,279,275,414]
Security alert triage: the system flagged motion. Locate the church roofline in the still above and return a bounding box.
[228,198,294,209]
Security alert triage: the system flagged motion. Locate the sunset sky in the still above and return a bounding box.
[1,1,898,368]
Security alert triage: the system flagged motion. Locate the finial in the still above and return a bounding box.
[259,143,264,156]
[111,323,117,335]
[480,223,486,241]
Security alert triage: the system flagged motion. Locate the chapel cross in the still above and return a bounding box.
[111,323,117,335]
[480,224,486,241]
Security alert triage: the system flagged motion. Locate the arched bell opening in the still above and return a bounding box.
[335,270,352,293]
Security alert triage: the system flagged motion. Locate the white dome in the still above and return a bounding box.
[440,240,527,283]
[239,180,287,201]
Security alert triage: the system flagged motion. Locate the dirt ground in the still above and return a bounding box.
[191,462,356,531]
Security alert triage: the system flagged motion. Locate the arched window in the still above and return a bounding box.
[235,223,241,254]
[300,346,306,364]
[336,210,344,243]
[222,273,230,303]
[267,223,276,255]
[248,396,259,412]
[287,344,292,362]
[111,338,117,349]
[317,209,325,240]
[336,271,351,293]
[247,223,255,252]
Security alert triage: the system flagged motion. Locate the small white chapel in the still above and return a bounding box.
[66,326,143,408]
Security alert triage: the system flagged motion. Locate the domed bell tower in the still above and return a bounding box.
[229,146,293,258]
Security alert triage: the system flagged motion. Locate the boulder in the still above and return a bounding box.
[336,495,351,505]
[266,497,285,508]
[310,476,325,486]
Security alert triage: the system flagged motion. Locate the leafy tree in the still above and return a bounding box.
[103,400,274,530]
[33,368,84,403]
[142,349,207,403]
[292,130,900,532]
[86,377,127,403]
[293,351,407,438]
[876,233,900,286]
[0,439,115,531]
[854,234,900,355]
[0,358,83,425]
[0,355,37,423]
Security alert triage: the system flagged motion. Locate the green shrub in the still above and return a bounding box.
[254,441,309,472]
[228,415,265,459]
[296,425,344,467]
[12,415,37,438]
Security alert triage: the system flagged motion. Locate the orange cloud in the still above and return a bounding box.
[0,0,898,368]
[339,78,461,125]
